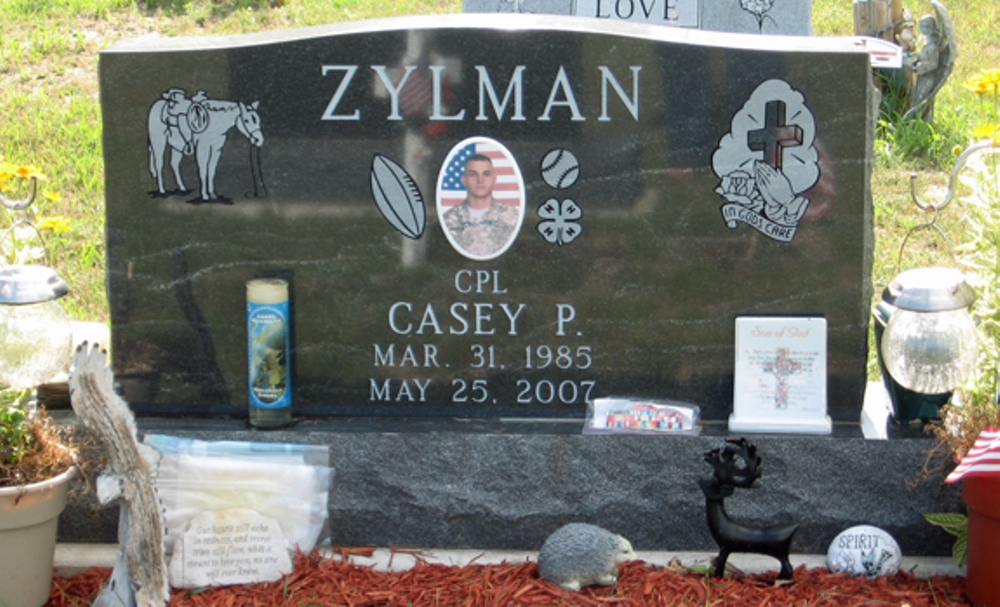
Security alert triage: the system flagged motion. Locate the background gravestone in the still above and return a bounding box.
[463,0,812,35]
[101,15,872,422]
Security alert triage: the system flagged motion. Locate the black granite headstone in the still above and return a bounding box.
[101,15,873,421]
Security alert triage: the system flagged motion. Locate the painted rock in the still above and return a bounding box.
[826,525,901,577]
[169,508,292,588]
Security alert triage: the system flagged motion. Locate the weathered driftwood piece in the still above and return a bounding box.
[69,342,169,607]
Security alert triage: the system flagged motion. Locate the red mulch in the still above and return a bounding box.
[47,550,972,606]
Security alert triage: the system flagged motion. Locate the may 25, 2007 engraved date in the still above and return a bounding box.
[452,378,597,405]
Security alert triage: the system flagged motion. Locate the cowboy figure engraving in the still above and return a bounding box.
[147,88,265,201]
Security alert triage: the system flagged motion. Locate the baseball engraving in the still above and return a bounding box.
[540,148,580,189]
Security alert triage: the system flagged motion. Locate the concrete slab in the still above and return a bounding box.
[54,543,963,579]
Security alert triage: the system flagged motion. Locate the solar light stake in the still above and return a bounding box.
[0,176,73,389]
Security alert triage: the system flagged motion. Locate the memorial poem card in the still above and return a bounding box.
[730,316,831,434]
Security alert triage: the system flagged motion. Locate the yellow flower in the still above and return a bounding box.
[969,124,1000,141]
[42,190,61,203]
[0,165,14,190]
[36,216,70,233]
[13,165,45,180]
[965,69,1000,95]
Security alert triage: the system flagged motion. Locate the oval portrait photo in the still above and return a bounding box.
[436,136,525,261]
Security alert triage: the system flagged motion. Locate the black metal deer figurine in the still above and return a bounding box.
[698,438,799,579]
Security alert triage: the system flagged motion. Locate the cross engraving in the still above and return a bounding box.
[747,100,803,170]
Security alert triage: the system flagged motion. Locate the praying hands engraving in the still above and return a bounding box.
[712,79,819,242]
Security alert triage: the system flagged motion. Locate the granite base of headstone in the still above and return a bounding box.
[52,412,964,558]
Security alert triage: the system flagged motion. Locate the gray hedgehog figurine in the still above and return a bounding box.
[537,523,638,591]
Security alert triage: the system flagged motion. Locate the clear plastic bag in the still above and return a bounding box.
[144,434,334,554]
[584,397,701,435]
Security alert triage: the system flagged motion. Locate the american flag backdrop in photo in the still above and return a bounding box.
[946,426,1000,483]
[439,140,521,208]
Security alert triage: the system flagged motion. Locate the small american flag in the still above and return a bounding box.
[398,67,433,118]
[397,65,454,118]
[439,140,521,208]
[946,426,1000,483]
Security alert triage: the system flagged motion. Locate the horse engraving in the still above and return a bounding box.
[147,88,264,201]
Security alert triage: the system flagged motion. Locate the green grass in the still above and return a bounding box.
[0,0,997,327]
[0,0,460,319]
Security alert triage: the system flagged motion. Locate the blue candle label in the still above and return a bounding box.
[247,301,291,410]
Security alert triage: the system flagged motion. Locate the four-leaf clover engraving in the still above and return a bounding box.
[537,197,583,246]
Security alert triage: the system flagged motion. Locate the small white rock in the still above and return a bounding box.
[826,525,901,578]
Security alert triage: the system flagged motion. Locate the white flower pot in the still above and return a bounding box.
[0,467,76,607]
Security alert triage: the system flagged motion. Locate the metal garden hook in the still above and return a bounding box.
[0,172,38,212]
[0,176,53,266]
[894,205,956,273]
[910,138,1000,212]
[899,138,1000,272]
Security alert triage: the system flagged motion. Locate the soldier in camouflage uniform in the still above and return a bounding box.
[444,154,519,258]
